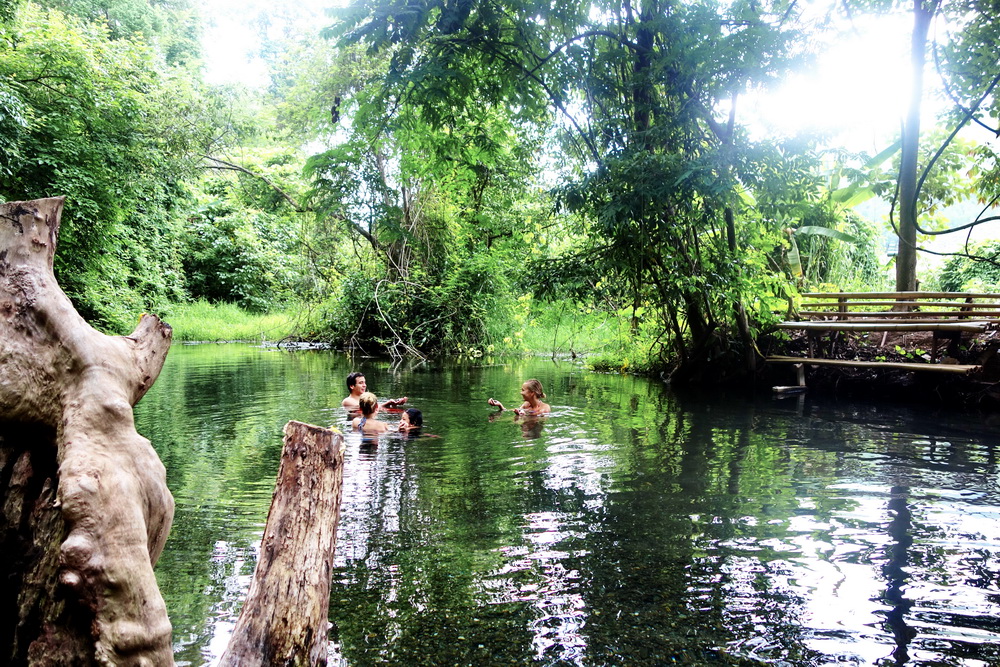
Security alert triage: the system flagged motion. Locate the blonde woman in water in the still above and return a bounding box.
[487,378,550,416]
[351,392,392,435]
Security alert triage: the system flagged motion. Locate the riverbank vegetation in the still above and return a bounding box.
[162,301,298,342]
[2,0,999,382]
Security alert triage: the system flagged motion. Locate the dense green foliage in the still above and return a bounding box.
[0,1,212,329]
[323,0,875,375]
[938,240,1000,292]
[182,153,308,312]
[1,0,997,370]
[269,31,553,355]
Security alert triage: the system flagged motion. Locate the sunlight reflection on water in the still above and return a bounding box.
[136,347,1000,666]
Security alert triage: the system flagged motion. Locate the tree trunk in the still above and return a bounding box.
[218,421,346,667]
[896,0,937,292]
[0,197,175,665]
[725,206,757,373]
[3,198,348,665]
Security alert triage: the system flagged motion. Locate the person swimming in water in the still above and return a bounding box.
[342,371,407,410]
[351,392,392,435]
[398,408,423,432]
[487,378,550,416]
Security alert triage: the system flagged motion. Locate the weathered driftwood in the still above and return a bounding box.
[3,198,347,665]
[219,420,346,667]
[0,197,175,664]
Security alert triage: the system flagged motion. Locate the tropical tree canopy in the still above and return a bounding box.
[0,0,997,370]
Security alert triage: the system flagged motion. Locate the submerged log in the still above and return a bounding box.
[0,198,174,664]
[219,420,346,667]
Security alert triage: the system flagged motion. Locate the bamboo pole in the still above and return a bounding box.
[766,356,979,374]
[776,321,990,332]
[798,311,1000,319]
[800,291,1000,299]
[801,301,1000,309]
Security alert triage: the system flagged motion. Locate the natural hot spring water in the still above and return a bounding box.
[134,344,1000,666]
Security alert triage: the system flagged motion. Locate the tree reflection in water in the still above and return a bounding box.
[883,486,916,665]
[133,346,1000,666]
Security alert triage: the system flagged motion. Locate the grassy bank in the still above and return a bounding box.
[159,299,662,375]
[519,304,663,373]
[161,300,299,342]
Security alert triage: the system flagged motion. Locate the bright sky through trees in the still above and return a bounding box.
[200,3,927,155]
[201,0,341,87]
[747,13,914,153]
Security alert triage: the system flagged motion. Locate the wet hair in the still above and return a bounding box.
[523,378,545,399]
[358,392,378,416]
[404,408,423,427]
[346,371,364,391]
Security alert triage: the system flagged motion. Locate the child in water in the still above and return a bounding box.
[487,378,550,416]
[351,392,392,435]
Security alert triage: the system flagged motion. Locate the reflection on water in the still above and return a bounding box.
[134,345,1000,666]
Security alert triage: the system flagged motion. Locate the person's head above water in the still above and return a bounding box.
[487,378,550,415]
[358,392,379,416]
[401,408,423,429]
[521,379,545,400]
[346,372,366,395]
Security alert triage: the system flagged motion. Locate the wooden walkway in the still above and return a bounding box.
[767,291,1000,388]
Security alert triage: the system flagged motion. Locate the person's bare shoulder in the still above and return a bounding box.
[342,396,359,408]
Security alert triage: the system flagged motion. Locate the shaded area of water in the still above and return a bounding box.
[134,344,1000,666]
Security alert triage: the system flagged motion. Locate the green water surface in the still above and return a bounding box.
[134,344,1000,666]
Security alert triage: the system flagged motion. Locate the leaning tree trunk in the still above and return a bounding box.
[0,197,175,665]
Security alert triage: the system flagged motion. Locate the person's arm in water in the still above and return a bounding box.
[487,397,506,411]
[383,396,408,408]
[513,400,535,416]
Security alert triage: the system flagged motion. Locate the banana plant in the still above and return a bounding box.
[786,141,901,279]
[786,225,860,279]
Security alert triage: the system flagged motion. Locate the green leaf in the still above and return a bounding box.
[787,235,802,278]
[865,140,902,169]
[830,184,877,207]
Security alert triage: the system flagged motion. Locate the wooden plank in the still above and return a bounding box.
[776,321,990,332]
[801,301,1000,309]
[798,310,1000,319]
[791,318,993,325]
[766,356,980,374]
[800,291,1000,299]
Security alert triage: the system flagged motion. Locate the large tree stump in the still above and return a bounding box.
[0,198,174,665]
[219,420,346,667]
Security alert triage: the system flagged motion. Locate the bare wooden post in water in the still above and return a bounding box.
[219,421,346,667]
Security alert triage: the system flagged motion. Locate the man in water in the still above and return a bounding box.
[342,371,407,409]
